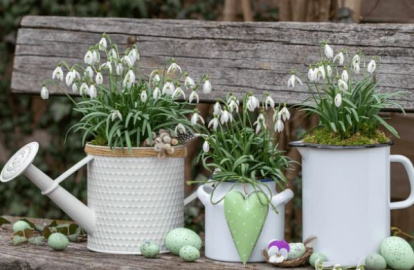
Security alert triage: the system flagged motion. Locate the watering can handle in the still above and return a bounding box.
[390,155,414,210]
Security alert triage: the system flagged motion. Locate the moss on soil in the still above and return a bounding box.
[303,128,390,146]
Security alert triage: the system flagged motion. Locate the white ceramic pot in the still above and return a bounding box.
[291,141,414,266]
[197,181,293,262]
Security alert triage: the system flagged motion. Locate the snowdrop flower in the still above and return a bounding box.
[189,90,199,103]
[314,259,324,270]
[333,264,342,270]
[72,70,81,80]
[172,86,186,99]
[153,87,161,99]
[122,55,133,68]
[333,52,344,65]
[84,66,94,78]
[203,78,212,94]
[334,93,342,107]
[52,65,64,81]
[324,43,334,59]
[253,113,266,134]
[88,84,97,98]
[92,50,99,64]
[99,37,107,51]
[308,67,317,82]
[116,62,123,76]
[101,62,112,74]
[153,72,161,84]
[140,90,147,103]
[208,117,219,130]
[287,73,302,88]
[280,106,290,121]
[353,63,360,74]
[123,69,135,89]
[84,50,94,65]
[162,81,175,96]
[274,114,284,133]
[228,99,239,113]
[175,123,186,134]
[203,141,210,153]
[40,86,49,100]
[109,48,118,61]
[220,109,233,124]
[246,95,260,112]
[95,72,103,85]
[341,70,349,82]
[213,102,221,115]
[111,110,122,121]
[338,79,348,92]
[326,65,333,77]
[167,59,181,74]
[264,95,275,110]
[352,54,360,66]
[318,66,326,81]
[80,82,89,95]
[367,59,376,73]
[65,71,75,86]
[184,75,195,90]
[72,82,78,93]
[128,46,139,63]
[191,111,205,126]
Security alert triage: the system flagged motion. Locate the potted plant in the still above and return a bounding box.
[38,34,210,254]
[193,93,294,264]
[289,42,414,266]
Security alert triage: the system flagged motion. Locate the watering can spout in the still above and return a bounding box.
[0,142,96,235]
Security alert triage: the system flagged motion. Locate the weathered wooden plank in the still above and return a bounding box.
[11,16,414,110]
[0,216,286,270]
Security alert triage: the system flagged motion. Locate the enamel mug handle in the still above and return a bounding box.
[390,155,414,210]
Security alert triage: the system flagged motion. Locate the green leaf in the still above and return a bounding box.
[0,217,10,226]
[12,235,28,245]
[373,115,399,138]
[28,236,45,245]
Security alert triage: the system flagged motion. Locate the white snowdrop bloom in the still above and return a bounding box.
[324,43,334,59]
[274,117,284,133]
[99,37,107,51]
[189,90,199,103]
[333,52,344,65]
[318,66,326,81]
[172,86,186,99]
[367,59,376,73]
[123,69,135,89]
[264,95,275,110]
[153,87,161,99]
[203,141,210,153]
[338,79,348,92]
[95,72,103,85]
[40,86,49,100]
[109,48,118,61]
[326,65,333,77]
[84,50,94,65]
[352,54,360,66]
[84,66,94,78]
[280,106,290,121]
[140,90,147,103]
[353,63,360,74]
[308,68,317,82]
[228,100,239,113]
[72,83,78,93]
[101,62,112,74]
[184,75,195,90]
[175,123,186,134]
[122,55,133,68]
[80,82,89,95]
[153,73,161,84]
[287,74,302,88]
[253,113,266,134]
[220,109,233,124]
[72,70,81,80]
[111,110,122,121]
[208,117,219,130]
[333,264,342,270]
[167,60,181,74]
[203,79,212,94]
[246,95,260,112]
[334,93,342,107]
[213,102,221,115]
[52,66,64,81]
[191,112,205,126]
[341,70,349,82]
[162,81,175,96]
[128,47,138,64]
[116,62,124,76]
[88,84,97,98]
[65,71,75,86]
[92,50,99,64]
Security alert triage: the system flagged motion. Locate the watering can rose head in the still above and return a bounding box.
[40,33,212,153]
[288,41,405,146]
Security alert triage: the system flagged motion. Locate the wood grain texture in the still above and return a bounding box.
[0,216,293,270]
[11,16,414,110]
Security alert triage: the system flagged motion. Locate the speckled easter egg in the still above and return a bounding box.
[309,252,328,267]
[179,245,200,262]
[380,236,414,270]
[48,232,69,251]
[287,243,306,260]
[140,241,160,258]
[365,253,387,270]
[165,228,202,255]
[13,221,31,232]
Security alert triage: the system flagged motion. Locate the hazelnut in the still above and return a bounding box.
[163,136,171,144]
[171,138,179,146]
[154,143,164,152]
[154,137,163,144]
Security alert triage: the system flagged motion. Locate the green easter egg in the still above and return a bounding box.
[48,232,69,251]
[309,252,328,267]
[288,243,306,260]
[165,228,202,255]
[179,245,200,262]
[13,221,31,232]
[365,253,387,270]
[140,241,160,258]
[380,236,414,270]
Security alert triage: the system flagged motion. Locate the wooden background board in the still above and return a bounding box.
[11,16,414,110]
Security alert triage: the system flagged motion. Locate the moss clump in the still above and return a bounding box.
[303,128,390,146]
[89,136,108,146]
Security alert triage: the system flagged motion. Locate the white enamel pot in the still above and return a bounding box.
[290,141,414,266]
[197,180,293,262]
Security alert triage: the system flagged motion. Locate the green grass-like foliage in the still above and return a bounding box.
[301,44,404,145]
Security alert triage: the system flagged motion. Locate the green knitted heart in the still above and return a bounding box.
[224,190,269,264]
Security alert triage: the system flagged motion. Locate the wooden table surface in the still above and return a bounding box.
[0,216,308,270]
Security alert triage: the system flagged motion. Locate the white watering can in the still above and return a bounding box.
[290,141,414,266]
[0,142,197,254]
